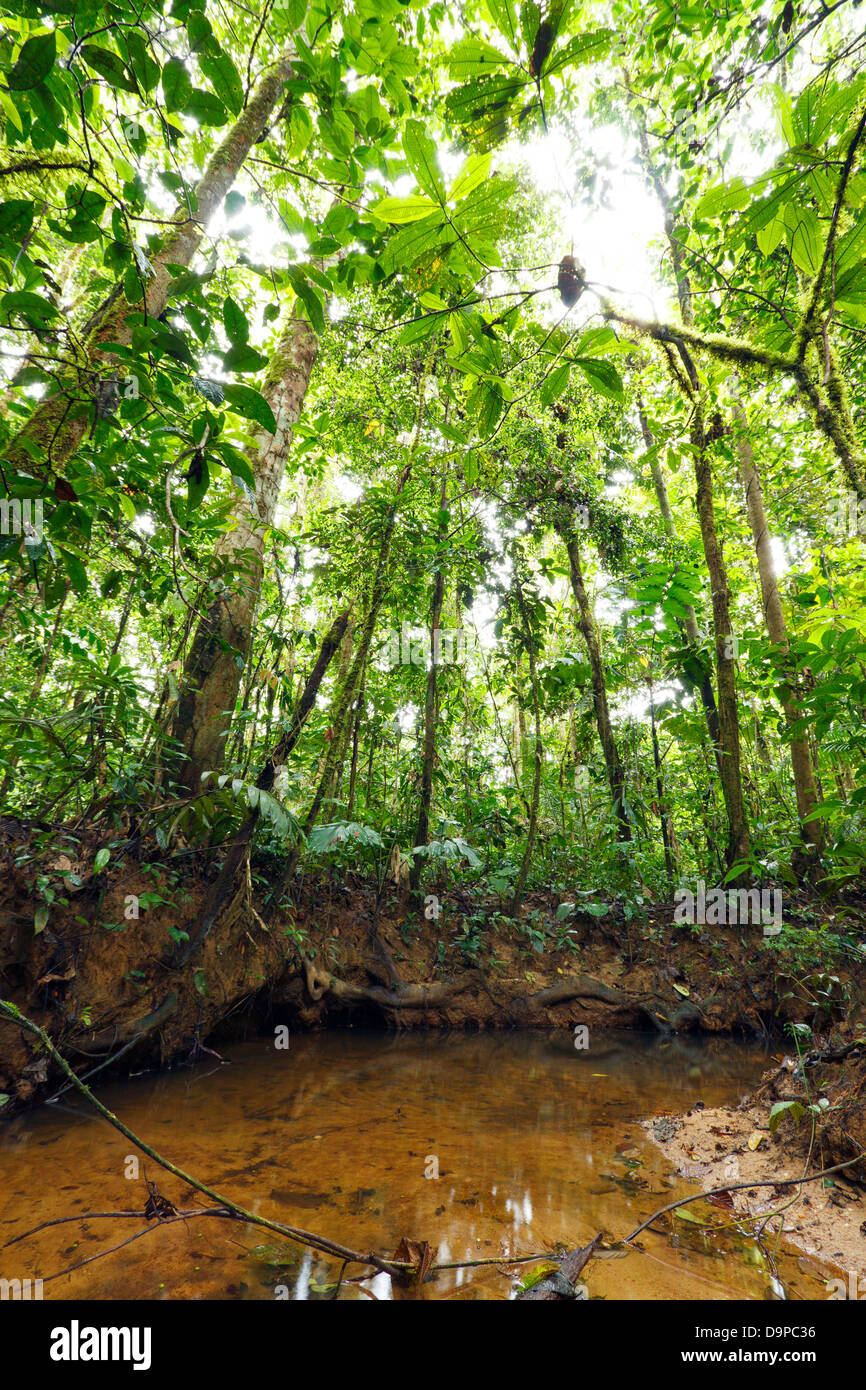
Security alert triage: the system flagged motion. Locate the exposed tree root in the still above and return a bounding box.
[72,991,179,1056]
[303,958,486,1011]
[302,958,709,1032]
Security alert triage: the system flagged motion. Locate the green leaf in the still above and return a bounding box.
[285,267,325,335]
[193,376,226,405]
[574,357,623,401]
[79,44,139,95]
[449,311,470,353]
[756,210,786,257]
[124,32,160,93]
[448,38,513,80]
[200,51,243,115]
[94,847,111,872]
[187,457,210,512]
[694,177,750,222]
[163,57,193,112]
[63,551,88,594]
[0,89,23,134]
[184,90,229,126]
[187,11,220,56]
[34,904,49,934]
[0,290,59,327]
[785,205,822,275]
[223,343,268,372]
[214,442,255,488]
[371,195,440,224]
[539,361,570,405]
[768,1100,806,1135]
[222,295,248,345]
[403,118,446,202]
[449,153,491,203]
[0,201,34,237]
[223,383,277,433]
[544,28,613,75]
[379,211,449,277]
[9,31,56,91]
[674,1207,709,1226]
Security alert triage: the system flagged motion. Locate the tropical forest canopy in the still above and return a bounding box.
[1,0,866,926]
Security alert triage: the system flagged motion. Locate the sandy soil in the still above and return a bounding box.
[644,1094,866,1297]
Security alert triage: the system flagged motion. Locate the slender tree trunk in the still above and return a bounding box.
[4,52,294,487]
[168,310,318,795]
[346,676,365,819]
[510,578,543,914]
[648,680,675,882]
[630,111,750,870]
[267,462,415,907]
[174,607,350,966]
[560,527,632,839]
[412,492,447,887]
[729,392,822,852]
[637,392,721,751]
[692,411,750,871]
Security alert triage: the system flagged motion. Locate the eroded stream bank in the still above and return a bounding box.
[0,1031,851,1301]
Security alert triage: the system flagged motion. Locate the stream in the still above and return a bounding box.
[0,1030,828,1300]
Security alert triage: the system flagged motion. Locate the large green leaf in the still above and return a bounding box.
[371,195,440,224]
[8,31,56,91]
[574,357,623,400]
[79,44,139,95]
[223,383,277,433]
[403,118,446,203]
[163,57,192,111]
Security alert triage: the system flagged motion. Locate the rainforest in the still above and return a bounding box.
[1,0,866,1329]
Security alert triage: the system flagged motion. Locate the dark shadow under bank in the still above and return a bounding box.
[2,841,864,1115]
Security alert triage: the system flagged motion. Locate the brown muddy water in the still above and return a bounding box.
[0,1031,830,1301]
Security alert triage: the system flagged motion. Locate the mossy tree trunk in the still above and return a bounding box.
[4,54,294,488]
[692,413,751,871]
[510,576,544,914]
[561,526,632,840]
[730,392,823,853]
[411,476,448,888]
[637,392,721,754]
[168,310,318,796]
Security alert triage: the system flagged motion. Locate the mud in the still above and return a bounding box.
[644,1046,866,1293]
[2,824,865,1116]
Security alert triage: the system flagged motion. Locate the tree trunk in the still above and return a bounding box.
[630,111,750,870]
[637,391,721,752]
[561,528,632,839]
[412,501,447,886]
[648,680,676,883]
[346,676,365,819]
[174,607,350,966]
[267,461,416,908]
[692,414,751,871]
[729,392,823,852]
[4,52,294,487]
[168,310,318,795]
[510,577,543,914]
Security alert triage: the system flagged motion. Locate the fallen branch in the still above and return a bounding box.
[0,999,405,1278]
[621,1153,866,1245]
[515,1234,603,1300]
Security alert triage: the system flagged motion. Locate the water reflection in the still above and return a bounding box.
[0,1031,823,1300]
